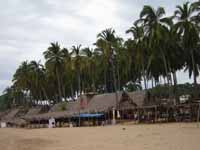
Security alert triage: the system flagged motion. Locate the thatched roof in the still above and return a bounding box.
[1,109,20,121]
[25,107,42,116]
[49,100,80,113]
[82,92,122,112]
[24,91,147,121]
[23,107,43,120]
[25,111,73,121]
[25,100,81,121]
[127,91,147,107]
[0,111,7,120]
[82,91,147,112]
[0,109,28,126]
[8,118,27,126]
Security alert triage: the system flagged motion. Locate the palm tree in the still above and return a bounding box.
[43,42,65,102]
[174,1,200,98]
[96,29,120,92]
[3,87,15,108]
[95,38,109,92]
[61,47,71,100]
[12,61,36,105]
[29,60,48,102]
[139,6,171,78]
[96,28,121,108]
[126,24,148,89]
[81,47,96,92]
[70,44,83,96]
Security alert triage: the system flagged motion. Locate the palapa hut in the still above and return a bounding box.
[2,91,199,128]
[79,91,147,113]
[24,90,148,127]
[25,100,81,128]
[70,91,147,125]
[0,109,27,127]
[23,107,45,127]
[0,111,8,128]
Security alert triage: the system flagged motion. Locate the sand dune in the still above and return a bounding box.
[0,123,200,150]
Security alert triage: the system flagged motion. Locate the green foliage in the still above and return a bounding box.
[148,85,173,98]
[0,94,11,111]
[149,83,200,98]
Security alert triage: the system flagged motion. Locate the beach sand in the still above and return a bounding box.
[0,123,200,150]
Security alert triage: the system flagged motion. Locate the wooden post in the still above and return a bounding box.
[190,104,192,122]
[68,117,70,127]
[104,112,107,125]
[167,107,169,122]
[88,112,89,127]
[108,111,109,124]
[138,108,140,123]
[197,104,200,128]
[155,106,157,123]
[79,111,81,127]
[112,108,116,125]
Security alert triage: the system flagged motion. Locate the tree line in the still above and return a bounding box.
[2,1,200,108]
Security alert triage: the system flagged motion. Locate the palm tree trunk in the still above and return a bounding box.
[78,70,81,96]
[142,65,147,89]
[104,68,107,93]
[56,68,62,102]
[161,51,172,99]
[172,72,177,86]
[71,84,74,100]
[143,76,147,89]
[39,90,42,103]
[62,85,67,101]
[117,65,120,91]
[155,78,157,87]
[111,58,118,109]
[193,73,198,98]
[161,51,170,84]
[151,78,154,88]
[92,77,96,92]
[172,71,179,104]
[191,50,198,99]
[42,87,48,101]
[91,64,96,92]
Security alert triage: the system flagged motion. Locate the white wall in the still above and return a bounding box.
[0,122,7,128]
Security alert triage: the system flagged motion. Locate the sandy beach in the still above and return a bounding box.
[0,123,200,150]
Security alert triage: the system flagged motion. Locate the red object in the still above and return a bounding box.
[80,98,87,109]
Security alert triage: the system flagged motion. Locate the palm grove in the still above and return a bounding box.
[1,1,200,108]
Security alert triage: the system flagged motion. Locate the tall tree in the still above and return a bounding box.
[43,42,65,102]
[70,45,83,96]
[96,28,121,92]
[174,1,200,98]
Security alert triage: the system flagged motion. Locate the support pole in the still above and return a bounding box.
[112,108,116,125]
[155,106,157,123]
[138,108,140,123]
[197,104,200,128]
[79,111,81,127]
[167,107,169,122]
[87,112,90,126]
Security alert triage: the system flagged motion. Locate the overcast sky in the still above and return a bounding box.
[0,0,198,94]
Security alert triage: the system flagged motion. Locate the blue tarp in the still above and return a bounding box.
[75,113,104,118]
